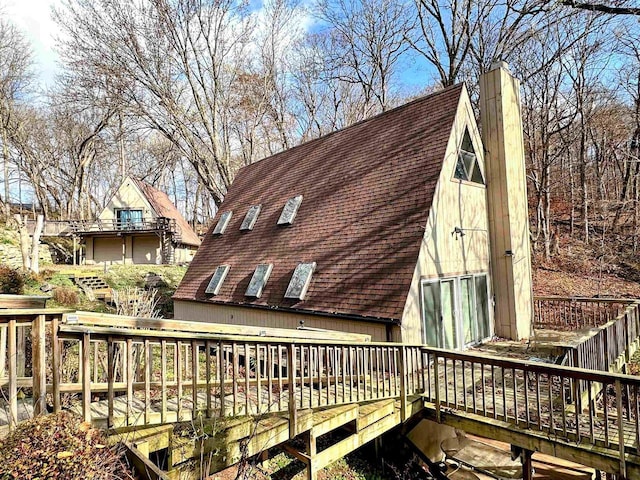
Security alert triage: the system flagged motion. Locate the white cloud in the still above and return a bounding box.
[3,0,62,87]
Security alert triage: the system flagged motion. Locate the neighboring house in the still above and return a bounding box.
[173,63,533,347]
[74,177,201,265]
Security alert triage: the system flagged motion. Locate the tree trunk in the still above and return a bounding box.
[14,214,30,271]
[29,214,44,274]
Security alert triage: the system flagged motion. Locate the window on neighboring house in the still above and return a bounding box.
[241,204,262,231]
[278,195,303,225]
[421,273,491,349]
[212,211,232,235]
[284,262,316,300]
[205,265,230,295]
[116,209,143,229]
[453,128,484,185]
[245,264,273,297]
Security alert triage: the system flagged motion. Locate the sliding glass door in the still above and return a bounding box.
[421,273,491,349]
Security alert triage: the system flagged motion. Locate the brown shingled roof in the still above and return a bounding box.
[174,85,463,322]
[132,178,201,247]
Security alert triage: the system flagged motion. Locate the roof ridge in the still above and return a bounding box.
[237,83,465,176]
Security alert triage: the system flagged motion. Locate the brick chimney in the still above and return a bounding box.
[480,61,533,341]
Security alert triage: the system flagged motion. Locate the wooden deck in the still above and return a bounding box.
[2,297,640,479]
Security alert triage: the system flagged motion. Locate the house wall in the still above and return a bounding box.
[400,86,493,345]
[132,235,161,264]
[98,178,155,222]
[174,245,197,264]
[88,236,125,264]
[173,300,391,342]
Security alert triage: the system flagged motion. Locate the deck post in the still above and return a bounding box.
[433,352,441,423]
[8,318,17,430]
[399,346,407,422]
[52,315,61,412]
[31,314,46,416]
[107,336,115,428]
[82,332,92,423]
[521,449,533,480]
[305,430,317,480]
[288,344,297,438]
[615,380,627,477]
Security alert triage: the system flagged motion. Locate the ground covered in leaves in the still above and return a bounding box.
[0,412,134,480]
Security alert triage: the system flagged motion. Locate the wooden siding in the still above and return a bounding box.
[400,85,492,345]
[480,64,533,340]
[132,235,161,264]
[173,301,391,342]
[99,178,155,222]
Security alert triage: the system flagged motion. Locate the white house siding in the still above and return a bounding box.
[400,87,493,345]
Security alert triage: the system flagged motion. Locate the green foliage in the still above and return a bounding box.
[0,265,24,294]
[0,411,134,480]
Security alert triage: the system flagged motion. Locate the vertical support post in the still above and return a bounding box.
[218,341,226,418]
[433,351,441,423]
[616,380,627,477]
[52,315,61,412]
[82,332,92,423]
[305,430,317,480]
[31,314,46,416]
[16,325,25,377]
[8,318,17,430]
[399,345,407,422]
[288,344,297,438]
[107,337,115,428]
[0,322,6,378]
[126,338,133,426]
[521,449,533,480]
[191,340,198,419]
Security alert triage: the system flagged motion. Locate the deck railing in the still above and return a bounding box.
[423,346,640,475]
[533,296,634,331]
[3,298,640,476]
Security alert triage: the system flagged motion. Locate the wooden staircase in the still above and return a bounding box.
[72,275,112,302]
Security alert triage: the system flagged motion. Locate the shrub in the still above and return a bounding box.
[0,265,24,294]
[0,411,134,480]
[52,286,79,306]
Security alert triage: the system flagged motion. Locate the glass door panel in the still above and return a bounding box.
[475,275,490,340]
[440,280,457,349]
[421,281,440,347]
[461,277,475,345]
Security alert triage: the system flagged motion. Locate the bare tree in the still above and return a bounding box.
[0,18,32,220]
[55,0,256,207]
[313,0,415,114]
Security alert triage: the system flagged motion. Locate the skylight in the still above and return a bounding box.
[277,195,303,225]
[213,211,232,235]
[284,262,316,300]
[245,264,273,297]
[241,204,262,231]
[205,265,230,295]
[454,129,484,185]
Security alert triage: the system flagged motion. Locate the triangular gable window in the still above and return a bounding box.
[454,128,484,185]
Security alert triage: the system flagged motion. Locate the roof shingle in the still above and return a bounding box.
[174,85,463,322]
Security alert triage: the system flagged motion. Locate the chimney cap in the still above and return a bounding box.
[490,60,511,73]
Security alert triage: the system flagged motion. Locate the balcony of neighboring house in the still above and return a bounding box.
[69,214,180,241]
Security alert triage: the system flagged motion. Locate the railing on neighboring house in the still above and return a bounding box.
[68,217,179,237]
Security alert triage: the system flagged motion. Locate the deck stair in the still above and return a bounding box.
[165,397,418,479]
[72,275,112,302]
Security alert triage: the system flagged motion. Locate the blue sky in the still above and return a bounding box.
[4,0,61,88]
